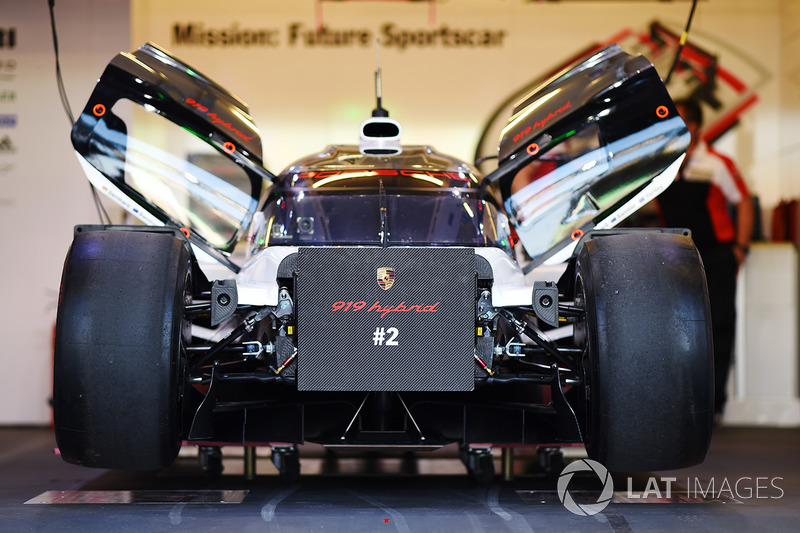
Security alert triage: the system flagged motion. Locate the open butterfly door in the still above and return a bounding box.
[71,43,276,270]
[483,45,690,267]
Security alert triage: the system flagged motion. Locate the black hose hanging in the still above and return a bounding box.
[664,0,700,85]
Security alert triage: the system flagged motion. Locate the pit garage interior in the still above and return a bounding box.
[2,1,800,531]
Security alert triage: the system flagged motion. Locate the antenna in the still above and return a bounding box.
[372,39,388,117]
[360,38,401,155]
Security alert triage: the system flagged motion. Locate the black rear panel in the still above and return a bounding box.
[296,247,476,391]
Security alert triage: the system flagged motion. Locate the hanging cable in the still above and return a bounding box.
[48,0,74,126]
[48,0,112,224]
[664,0,699,85]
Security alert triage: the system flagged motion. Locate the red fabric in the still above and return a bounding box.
[705,146,750,243]
[707,146,750,197]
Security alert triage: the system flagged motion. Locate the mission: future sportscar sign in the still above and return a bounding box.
[172,22,506,50]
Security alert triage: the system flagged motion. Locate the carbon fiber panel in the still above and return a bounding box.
[296,247,475,391]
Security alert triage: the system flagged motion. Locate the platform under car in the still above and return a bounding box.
[52,42,714,482]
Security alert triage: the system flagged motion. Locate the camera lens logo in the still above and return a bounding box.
[557,459,614,516]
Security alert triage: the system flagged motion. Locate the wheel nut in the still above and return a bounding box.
[217,294,230,306]
[539,295,552,308]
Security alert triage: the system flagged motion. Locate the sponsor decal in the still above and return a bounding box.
[513,101,572,144]
[0,135,16,154]
[331,300,439,318]
[377,267,395,290]
[0,28,16,49]
[0,59,16,82]
[172,22,505,50]
[0,91,16,104]
[0,114,16,127]
[184,98,254,142]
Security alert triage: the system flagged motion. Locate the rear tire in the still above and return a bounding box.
[574,232,713,471]
[54,229,192,469]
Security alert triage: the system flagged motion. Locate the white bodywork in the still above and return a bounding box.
[79,147,682,312]
[231,244,537,308]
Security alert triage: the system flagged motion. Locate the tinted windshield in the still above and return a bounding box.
[253,144,507,249]
[260,190,502,247]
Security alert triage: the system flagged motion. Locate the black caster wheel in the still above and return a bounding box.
[537,447,565,479]
[271,445,300,483]
[461,446,495,484]
[199,446,223,480]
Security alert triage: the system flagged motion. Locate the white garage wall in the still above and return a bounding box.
[0,0,129,424]
[0,0,795,424]
[779,0,800,203]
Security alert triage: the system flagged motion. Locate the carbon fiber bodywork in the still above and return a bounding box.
[296,247,475,392]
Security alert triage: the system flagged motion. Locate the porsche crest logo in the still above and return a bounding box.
[377,267,395,290]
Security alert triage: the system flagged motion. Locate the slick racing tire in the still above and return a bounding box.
[54,229,192,470]
[574,232,713,471]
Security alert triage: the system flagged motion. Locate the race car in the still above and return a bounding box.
[53,42,713,481]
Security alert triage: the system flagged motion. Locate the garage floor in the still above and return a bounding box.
[2,426,798,532]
